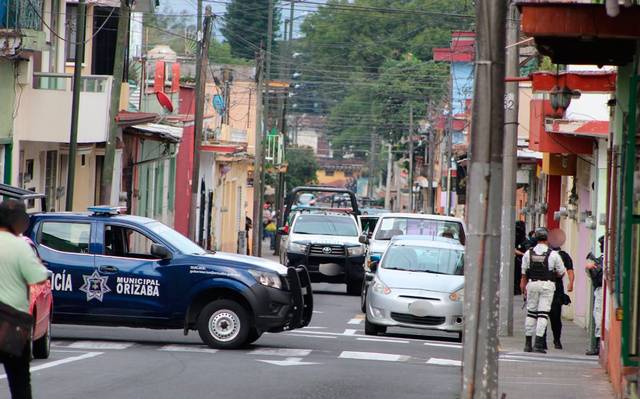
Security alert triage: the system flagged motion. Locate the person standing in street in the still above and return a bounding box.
[0,200,48,399]
[546,245,574,349]
[514,221,528,295]
[520,227,566,353]
[586,235,605,356]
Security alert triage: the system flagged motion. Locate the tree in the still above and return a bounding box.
[291,0,473,157]
[221,0,281,60]
[284,148,319,189]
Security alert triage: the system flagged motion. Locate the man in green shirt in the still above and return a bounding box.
[0,199,47,399]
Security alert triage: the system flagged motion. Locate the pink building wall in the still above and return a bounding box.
[174,125,194,236]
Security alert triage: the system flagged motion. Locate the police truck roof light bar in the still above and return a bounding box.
[88,206,123,216]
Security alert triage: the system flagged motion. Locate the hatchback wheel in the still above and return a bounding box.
[364,316,386,336]
[197,299,250,349]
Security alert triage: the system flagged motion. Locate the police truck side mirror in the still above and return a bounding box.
[151,244,173,260]
[359,235,369,245]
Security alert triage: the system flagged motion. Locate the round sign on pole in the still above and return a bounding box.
[212,94,225,114]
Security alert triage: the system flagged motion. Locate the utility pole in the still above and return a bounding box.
[445,112,453,216]
[461,0,506,397]
[66,0,86,211]
[427,129,436,214]
[384,142,392,209]
[408,105,414,212]
[251,50,265,257]
[499,1,521,338]
[188,8,213,241]
[367,132,376,198]
[100,0,130,206]
[252,0,274,257]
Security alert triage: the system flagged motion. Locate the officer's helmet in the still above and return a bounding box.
[534,227,548,242]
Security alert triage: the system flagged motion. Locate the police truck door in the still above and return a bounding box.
[93,222,167,318]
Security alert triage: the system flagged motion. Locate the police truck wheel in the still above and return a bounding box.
[32,320,51,359]
[364,317,386,336]
[197,300,250,349]
[346,279,361,296]
[245,328,263,346]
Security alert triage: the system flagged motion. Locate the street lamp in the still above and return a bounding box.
[549,85,581,114]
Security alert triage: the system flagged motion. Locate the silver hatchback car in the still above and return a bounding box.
[365,236,464,341]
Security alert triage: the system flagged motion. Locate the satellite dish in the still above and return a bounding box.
[155,91,174,113]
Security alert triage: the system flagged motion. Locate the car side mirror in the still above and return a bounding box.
[151,244,173,260]
[278,226,289,235]
[369,253,381,272]
[359,235,369,245]
[370,261,379,273]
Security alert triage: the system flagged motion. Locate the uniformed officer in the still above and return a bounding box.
[520,227,566,353]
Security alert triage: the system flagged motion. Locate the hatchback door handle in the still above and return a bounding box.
[99,265,119,273]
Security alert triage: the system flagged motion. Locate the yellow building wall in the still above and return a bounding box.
[317,169,347,187]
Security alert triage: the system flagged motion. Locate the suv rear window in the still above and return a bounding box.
[39,222,91,254]
[293,215,358,237]
[375,217,465,244]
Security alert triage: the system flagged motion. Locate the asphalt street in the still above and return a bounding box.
[0,283,464,399]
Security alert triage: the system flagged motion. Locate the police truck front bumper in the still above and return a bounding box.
[252,265,313,333]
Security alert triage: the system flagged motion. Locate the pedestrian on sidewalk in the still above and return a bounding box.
[585,235,605,356]
[520,227,566,353]
[514,221,528,295]
[0,200,49,399]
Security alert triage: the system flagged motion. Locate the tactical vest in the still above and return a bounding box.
[526,249,553,281]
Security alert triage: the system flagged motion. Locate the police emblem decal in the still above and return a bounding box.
[79,270,111,302]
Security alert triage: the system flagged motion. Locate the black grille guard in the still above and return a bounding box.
[286,265,314,329]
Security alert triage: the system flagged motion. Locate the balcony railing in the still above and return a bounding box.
[0,0,43,30]
[33,73,110,93]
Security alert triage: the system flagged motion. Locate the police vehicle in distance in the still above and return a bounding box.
[25,206,313,349]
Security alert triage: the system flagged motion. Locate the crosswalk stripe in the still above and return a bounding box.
[347,318,363,325]
[284,333,337,339]
[159,345,218,354]
[357,337,409,344]
[66,341,133,350]
[339,351,409,362]
[423,342,462,349]
[343,329,357,335]
[426,358,462,367]
[249,348,312,357]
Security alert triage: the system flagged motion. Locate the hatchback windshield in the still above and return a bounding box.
[374,217,465,244]
[293,215,358,236]
[381,245,464,275]
[147,222,207,255]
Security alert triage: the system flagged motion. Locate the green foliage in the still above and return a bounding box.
[221,0,282,60]
[295,0,473,158]
[284,147,319,188]
[144,6,248,65]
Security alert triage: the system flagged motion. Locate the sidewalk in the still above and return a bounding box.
[498,295,614,398]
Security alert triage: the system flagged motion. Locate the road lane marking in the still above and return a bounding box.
[339,351,409,362]
[312,311,324,314]
[343,329,357,335]
[424,342,462,349]
[347,318,363,325]
[426,358,462,367]
[301,326,327,329]
[66,341,133,350]
[284,333,337,339]
[257,357,320,366]
[249,348,312,357]
[357,337,409,344]
[159,345,218,354]
[0,352,103,380]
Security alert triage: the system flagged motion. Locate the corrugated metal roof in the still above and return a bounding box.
[130,123,183,142]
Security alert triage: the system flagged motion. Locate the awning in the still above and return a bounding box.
[128,123,182,142]
[545,118,608,139]
[518,148,543,160]
[116,111,159,127]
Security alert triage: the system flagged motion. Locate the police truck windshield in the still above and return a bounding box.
[147,222,207,255]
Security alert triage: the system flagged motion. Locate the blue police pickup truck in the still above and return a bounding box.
[25,206,313,349]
